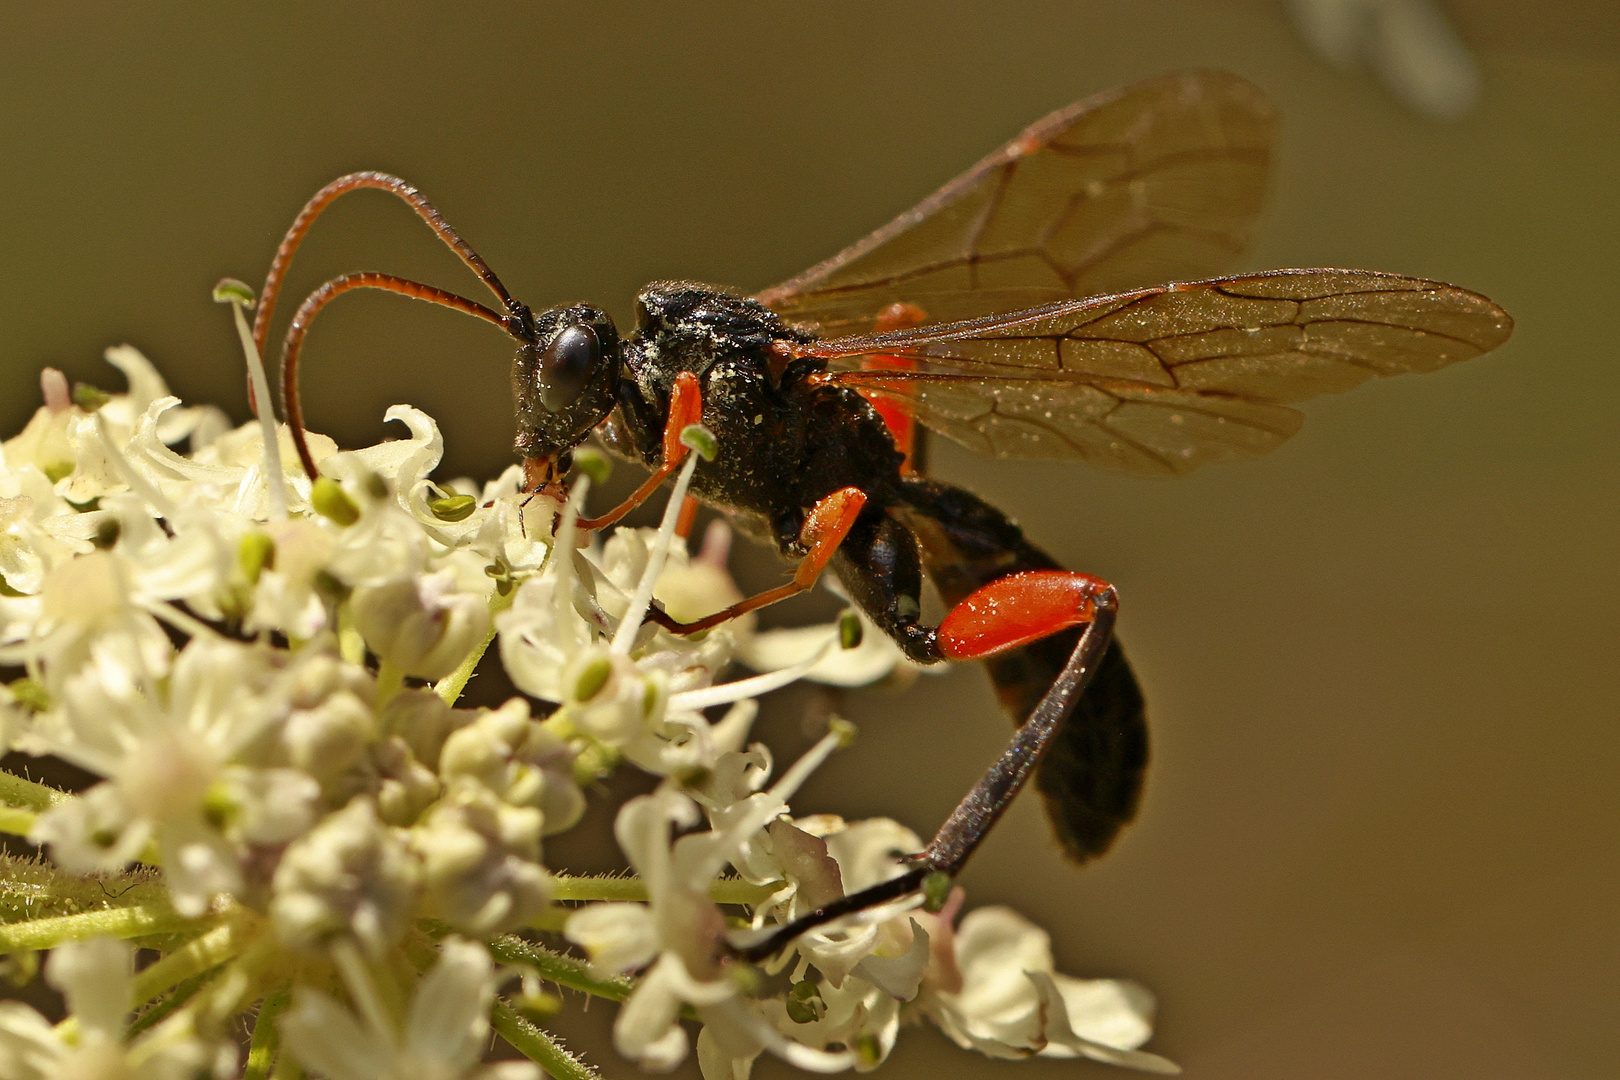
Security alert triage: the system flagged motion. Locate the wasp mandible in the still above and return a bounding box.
[250,70,1512,948]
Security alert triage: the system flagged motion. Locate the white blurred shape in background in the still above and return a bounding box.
[1288,0,1482,119]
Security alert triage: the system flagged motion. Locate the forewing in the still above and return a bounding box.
[759,70,1275,333]
[818,269,1514,475]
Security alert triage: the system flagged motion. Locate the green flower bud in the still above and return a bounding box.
[572,447,612,486]
[72,383,110,412]
[211,278,257,307]
[312,477,360,526]
[680,423,717,461]
[922,870,953,913]
[429,493,477,522]
[238,531,276,585]
[786,979,827,1023]
[838,608,863,650]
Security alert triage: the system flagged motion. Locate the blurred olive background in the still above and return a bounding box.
[2,2,1616,1078]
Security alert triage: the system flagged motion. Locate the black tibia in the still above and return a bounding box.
[734,601,1118,963]
[893,477,1148,863]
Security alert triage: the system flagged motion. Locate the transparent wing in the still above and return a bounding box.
[814,269,1514,475]
[758,70,1276,334]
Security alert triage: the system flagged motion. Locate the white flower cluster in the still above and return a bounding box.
[0,345,1174,1078]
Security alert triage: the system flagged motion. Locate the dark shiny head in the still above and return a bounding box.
[512,303,620,462]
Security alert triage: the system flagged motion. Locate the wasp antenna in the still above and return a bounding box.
[279,272,507,480]
[253,172,520,360]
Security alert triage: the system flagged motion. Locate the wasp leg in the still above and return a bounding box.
[576,371,703,532]
[825,508,1112,664]
[733,594,1117,962]
[889,477,1148,864]
[824,504,940,661]
[674,495,701,540]
[646,486,868,635]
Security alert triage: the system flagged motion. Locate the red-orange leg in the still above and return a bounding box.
[859,302,929,474]
[279,273,507,479]
[646,486,868,636]
[674,495,701,540]
[863,354,920,471]
[576,371,703,532]
[936,570,1115,661]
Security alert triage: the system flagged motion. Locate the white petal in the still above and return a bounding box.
[613,956,689,1065]
[1046,974,1156,1051]
[696,1022,758,1080]
[948,907,1054,1024]
[282,987,392,1080]
[1368,0,1479,119]
[820,817,923,894]
[46,937,132,1038]
[636,1024,691,1073]
[1029,971,1179,1073]
[850,919,930,1002]
[740,609,908,688]
[102,345,171,412]
[407,938,494,1070]
[0,1000,62,1080]
[565,903,661,975]
[707,997,857,1074]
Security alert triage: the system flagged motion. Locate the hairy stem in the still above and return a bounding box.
[132,917,256,1006]
[425,927,634,1003]
[0,904,203,952]
[492,1000,601,1080]
[549,873,778,906]
[0,770,68,812]
[243,987,291,1080]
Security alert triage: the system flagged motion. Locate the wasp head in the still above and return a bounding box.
[511,303,620,478]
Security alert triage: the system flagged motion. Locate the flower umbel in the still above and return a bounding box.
[0,342,1175,1078]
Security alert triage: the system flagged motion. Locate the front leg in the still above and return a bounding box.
[645,486,869,635]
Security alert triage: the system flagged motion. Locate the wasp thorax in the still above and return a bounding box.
[512,303,619,462]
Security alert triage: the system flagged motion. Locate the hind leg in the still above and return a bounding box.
[828,505,940,663]
[894,476,1149,863]
[831,503,1109,666]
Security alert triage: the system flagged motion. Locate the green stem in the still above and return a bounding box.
[416,920,634,1003]
[374,661,404,709]
[548,873,778,906]
[0,807,35,838]
[271,1043,305,1080]
[337,604,366,667]
[482,933,634,1003]
[243,988,291,1080]
[0,770,68,812]
[127,965,220,1038]
[0,904,203,952]
[433,587,513,706]
[194,932,284,1019]
[131,919,253,1006]
[492,1000,601,1080]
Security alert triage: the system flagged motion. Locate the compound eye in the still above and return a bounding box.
[537,324,601,411]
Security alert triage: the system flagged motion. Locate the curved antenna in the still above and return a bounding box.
[279,272,507,480]
[253,172,521,358]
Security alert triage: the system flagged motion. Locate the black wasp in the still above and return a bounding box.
[250,70,1512,951]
